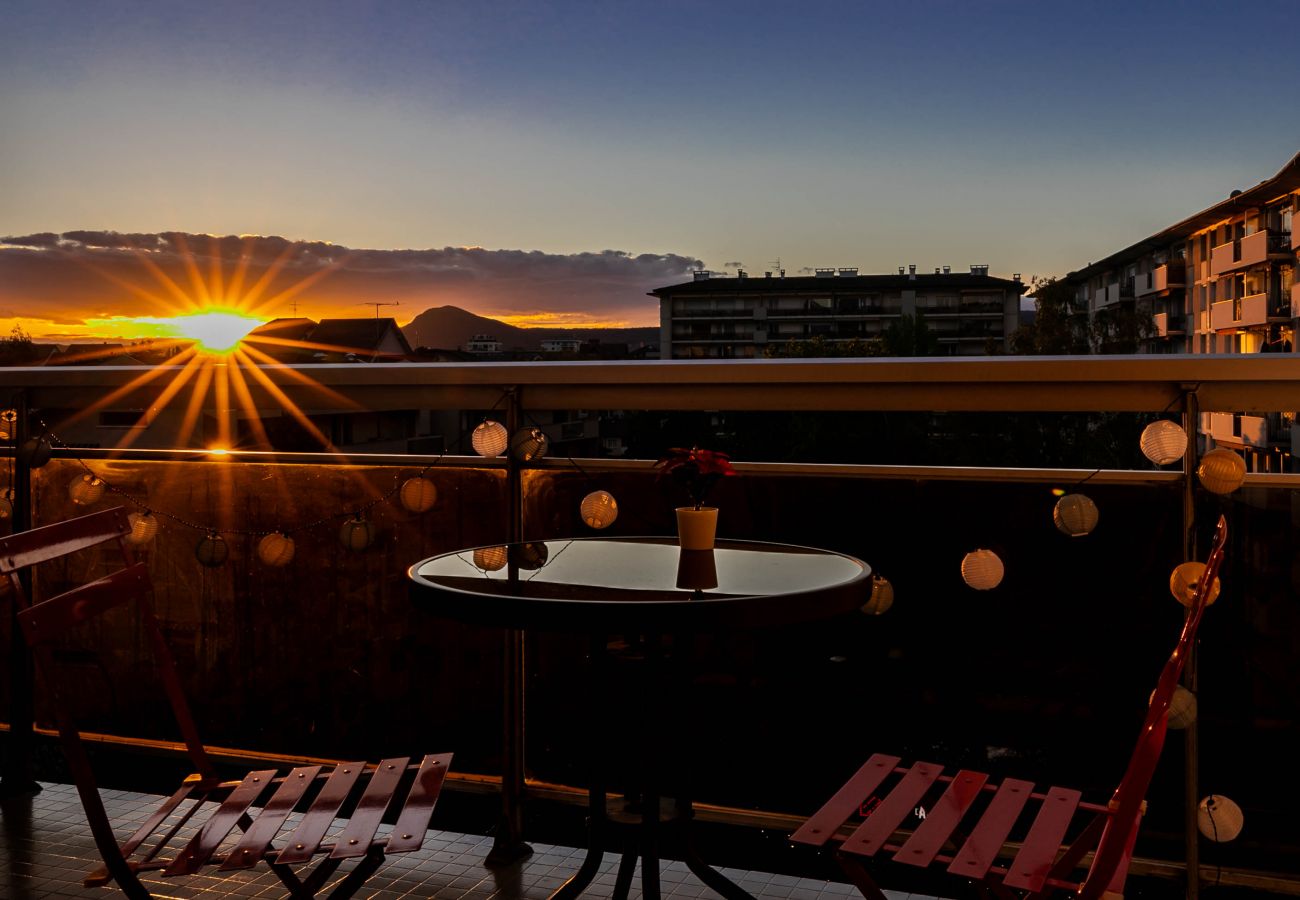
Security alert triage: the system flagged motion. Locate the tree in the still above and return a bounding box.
[1009,277,1088,355]
[1089,306,1155,354]
[763,335,884,358]
[881,311,939,356]
[0,325,41,366]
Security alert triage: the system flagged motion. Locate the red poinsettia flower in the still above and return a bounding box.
[655,446,737,509]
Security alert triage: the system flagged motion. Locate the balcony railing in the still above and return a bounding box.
[1211,229,1294,276]
[1210,293,1268,330]
[1136,263,1186,297]
[5,357,1300,892]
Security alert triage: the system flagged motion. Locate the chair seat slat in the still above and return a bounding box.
[275,762,365,864]
[385,753,453,853]
[895,770,988,867]
[1003,786,1081,891]
[219,766,323,870]
[164,770,277,876]
[330,757,411,859]
[118,782,200,860]
[791,754,901,847]
[947,777,1034,880]
[841,761,943,858]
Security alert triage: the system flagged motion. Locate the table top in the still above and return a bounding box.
[407,537,871,631]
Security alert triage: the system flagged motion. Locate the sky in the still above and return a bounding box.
[2,0,1297,340]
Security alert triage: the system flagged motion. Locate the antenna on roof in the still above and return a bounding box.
[357,301,400,319]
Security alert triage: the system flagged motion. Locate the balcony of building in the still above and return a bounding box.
[1153,312,1186,337]
[1210,293,1269,331]
[1137,264,1187,298]
[1203,411,1270,448]
[3,358,1300,900]
[1210,230,1293,277]
[1093,283,1122,309]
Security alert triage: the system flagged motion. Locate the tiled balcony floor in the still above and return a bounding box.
[1,782,935,900]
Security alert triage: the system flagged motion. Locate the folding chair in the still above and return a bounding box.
[792,515,1228,900]
[6,506,453,899]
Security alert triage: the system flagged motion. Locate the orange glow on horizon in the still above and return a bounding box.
[493,312,646,329]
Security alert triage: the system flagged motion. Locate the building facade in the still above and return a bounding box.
[651,266,1025,359]
[1063,152,1300,470]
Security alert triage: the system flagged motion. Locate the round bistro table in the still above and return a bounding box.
[409,537,871,900]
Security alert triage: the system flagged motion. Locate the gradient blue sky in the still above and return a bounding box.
[2,0,1297,332]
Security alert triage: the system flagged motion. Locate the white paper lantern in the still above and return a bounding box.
[339,516,375,551]
[471,421,508,458]
[1197,448,1246,494]
[125,511,159,546]
[399,477,438,513]
[1151,685,1197,729]
[1053,493,1099,537]
[1170,561,1221,608]
[17,436,53,469]
[510,427,549,462]
[196,533,229,567]
[257,532,295,567]
[69,473,106,506]
[1198,795,1244,842]
[961,549,1004,590]
[580,490,618,529]
[861,576,894,615]
[516,541,549,570]
[473,545,507,571]
[1140,420,1188,466]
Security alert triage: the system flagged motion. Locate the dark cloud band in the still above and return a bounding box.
[0,231,702,326]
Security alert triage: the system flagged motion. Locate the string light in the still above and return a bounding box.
[1197,795,1244,842]
[1053,493,1098,537]
[510,427,549,462]
[1170,561,1221,608]
[195,532,229,567]
[580,490,618,529]
[125,511,159,546]
[17,436,52,469]
[69,473,106,506]
[339,515,375,552]
[1139,419,1187,466]
[471,421,508,458]
[961,549,1004,590]
[1197,448,1246,494]
[861,575,894,615]
[399,477,438,513]
[257,531,296,567]
[473,545,508,571]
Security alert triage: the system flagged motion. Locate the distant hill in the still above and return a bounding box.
[401,305,658,351]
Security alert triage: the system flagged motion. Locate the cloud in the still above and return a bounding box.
[0,231,703,337]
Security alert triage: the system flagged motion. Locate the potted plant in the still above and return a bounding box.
[655,446,737,549]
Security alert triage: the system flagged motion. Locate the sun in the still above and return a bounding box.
[168,310,264,353]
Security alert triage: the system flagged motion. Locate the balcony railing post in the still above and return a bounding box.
[1181,386,1201,900]
[1,390,40,798]
[488,386,532,864]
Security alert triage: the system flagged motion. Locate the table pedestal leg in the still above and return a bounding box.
[488,628,532,865]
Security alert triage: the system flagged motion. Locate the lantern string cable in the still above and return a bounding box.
[1069,389,1196,490]
[25,387,514,539]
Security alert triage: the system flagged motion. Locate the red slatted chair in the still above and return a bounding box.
[6,507,453,900]
[792,515,1227,900]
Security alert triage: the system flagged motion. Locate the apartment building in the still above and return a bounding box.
[1063,152,1300,469]
[651,265,1025,359]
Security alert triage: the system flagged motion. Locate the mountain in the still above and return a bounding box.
[401,306,658,352]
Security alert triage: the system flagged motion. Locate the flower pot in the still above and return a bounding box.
[676,506,718,551]
[675,549,718,590]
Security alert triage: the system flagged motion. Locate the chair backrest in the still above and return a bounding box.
[1080,514,1228,899]
[7,508,218,868]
